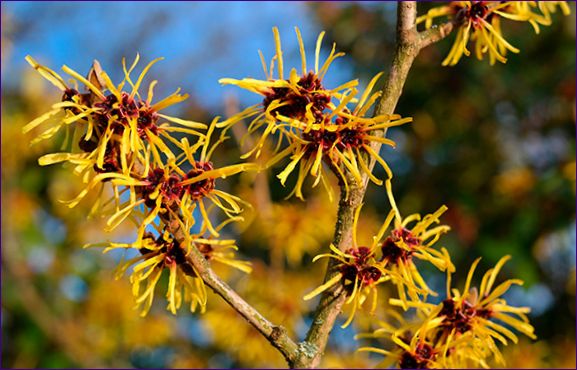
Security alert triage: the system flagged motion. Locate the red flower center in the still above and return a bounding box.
[340,246,382,289]
[138,168,185,209]
[262,72,330,121]
[454,1,492,28]
[439,298,492,334]
[399,343,436,369]
[337,127,365,149]
[185,161,216,201]
[380,228,420,264]
[302,127,338,157]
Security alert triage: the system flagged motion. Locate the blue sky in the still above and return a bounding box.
[3,1,360,113]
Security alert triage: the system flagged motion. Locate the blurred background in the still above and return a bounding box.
[2,2,575,368]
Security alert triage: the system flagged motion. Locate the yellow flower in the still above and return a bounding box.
[269,74,412,200]
[91,218,251,316]
[63,117,255,236]
[303,181,453,327]
[499,2,571,34]
[219,28,410,200]
[420,1,522,65]
[195,238,253,275]
[380,180,455,307]
[24,55,208,219]
[103,228,207,316]
[176,118,258,235]
[357,311,446,369]
[218,26,358,160]
[24,54,206,174]
[417,1,570,66]
[303,205,389,328]
[439,256,536,362]
[390,255,536,368]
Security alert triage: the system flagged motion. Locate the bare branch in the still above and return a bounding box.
[397,1,417,35]
[419,21,454,49]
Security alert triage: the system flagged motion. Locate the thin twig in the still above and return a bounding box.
[419,21,455,50]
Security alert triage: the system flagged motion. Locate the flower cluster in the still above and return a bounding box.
[25,56,253,315]
[359,256,536,368]
[220,27,412,200]
[417,1,571,65]
[25,55,205,174]
[104,120,255,237]
[304,181,454,327]
[93,217,251,316]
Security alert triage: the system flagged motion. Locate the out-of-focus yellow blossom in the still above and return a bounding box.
[563,160,576,186]
[2,70,59,176]
[241,192,336,267]
[417,1,571,66]
[320,351,374,369]
[493,167,536,198]
[498,339,553,368]
[204,263,310,367]
[169,353,209,369]
[83,275,173,358]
